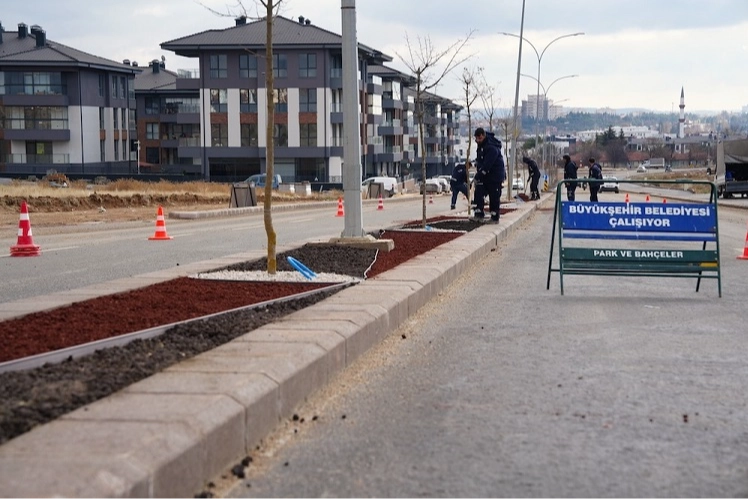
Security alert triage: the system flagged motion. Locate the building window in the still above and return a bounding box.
[113,108,118,129]
[114,140,119,161]
[119,77,126,99]
[128,76,135,100]
[145,97,160,115]
[100,140,105,162]
[300,123,317,147]
[210,89,227,113]
[299,89,317,112]
[240,89,258,113]
[330,55,342,78]
[211,123,227,147]
[121,108,127,130]
[240,123,258,147]
[5,106,68,130]
[25,141,52,163]
[239,54,258,78]
[299,54,317,78]
[146,123,158,140]
[273,54,287,78]
[0,71,65,95]
[273,88,288,113]
[98,74,106,97]
[145,147,159,164]
[111,77,118,99]
[209,54,228,78]
[273,124,288,147]
[99,107,105,129]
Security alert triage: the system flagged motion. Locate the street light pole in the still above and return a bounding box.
[499,31,583,167]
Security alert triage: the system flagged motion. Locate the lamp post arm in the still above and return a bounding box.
[498,31,539,62]
[538,32,584,63]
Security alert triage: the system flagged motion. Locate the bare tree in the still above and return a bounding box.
[396,31,475,226]
[200,0,283,273]
[457,65,482,214]
[476,70,501,133]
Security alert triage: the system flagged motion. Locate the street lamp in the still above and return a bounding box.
[498,31,584,167]
[520,73,577,166]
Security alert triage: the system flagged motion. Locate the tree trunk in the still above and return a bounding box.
[264,1,277,273]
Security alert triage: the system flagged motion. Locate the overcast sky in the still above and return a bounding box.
[4,0,747,113]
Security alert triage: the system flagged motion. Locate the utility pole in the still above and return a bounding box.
[509,0,526,202]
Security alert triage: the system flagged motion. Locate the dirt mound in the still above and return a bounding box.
[2,193,226,214]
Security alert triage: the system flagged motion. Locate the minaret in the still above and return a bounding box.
[678,87,685,138]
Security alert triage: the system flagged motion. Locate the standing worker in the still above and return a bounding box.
[587,157,603,202]
[472,127,505,223]
[449,161,469,210]
[563,154,579,201]
[523,156,541,201]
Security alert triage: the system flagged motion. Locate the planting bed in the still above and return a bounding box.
[0,226,476,444]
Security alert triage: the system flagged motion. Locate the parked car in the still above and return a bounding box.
[512,177,524,190]
[600,176,619,193]
[637,165,647,173]
[433,176,450,192]
[245,173,282,189]
[420,178,443,194]
[361,176,398,197]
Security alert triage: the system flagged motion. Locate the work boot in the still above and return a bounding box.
[471,211,485,220]
[450,205,455,210]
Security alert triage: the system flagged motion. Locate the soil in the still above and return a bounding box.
[0,224,474,445]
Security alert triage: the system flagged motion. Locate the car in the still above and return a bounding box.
[637,165,647,173]
[420,178,443,194]
[361,176,398,197]
[600,176,619,193]
[433,176,450,192]
[245,173,282,189]
[512,177,524,191]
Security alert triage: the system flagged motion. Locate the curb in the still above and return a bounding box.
[0,198,544,497]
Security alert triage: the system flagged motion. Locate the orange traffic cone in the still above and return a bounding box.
[624,193,630,203]
[10,201,41,256]
[377,194,384,211]
[429,194,434,204]
[645,194,651,202]
[663,198,667,204]
[148,205,173,240]
[335,197,344,217]
[738,224,748,260]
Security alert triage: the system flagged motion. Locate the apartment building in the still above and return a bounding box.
[0,22,139,177]
[158,15,462,182]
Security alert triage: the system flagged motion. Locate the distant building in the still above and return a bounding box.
[0,22,139,176]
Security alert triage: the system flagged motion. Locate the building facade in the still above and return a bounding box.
[0,22,139,177]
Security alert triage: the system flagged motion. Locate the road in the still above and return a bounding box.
[220,199,748,497]
[0,196,451,303]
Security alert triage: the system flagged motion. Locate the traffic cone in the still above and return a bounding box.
[148,205,173,240]
[738,224,748,260]
[335,197,344,217]
[10,201,41,257]
[663,198,667,204]
[645,194,650,202]
[625,193,630,203]
[377,194,384,211]
[429,194,434,204]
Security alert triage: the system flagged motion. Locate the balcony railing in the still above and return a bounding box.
[330,102,343,112]
[383,145,401,154]
[7,153,70,164]
[381,119,401,127]
[179,137,201,147]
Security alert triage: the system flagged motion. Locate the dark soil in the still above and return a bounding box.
[0,225,476,445]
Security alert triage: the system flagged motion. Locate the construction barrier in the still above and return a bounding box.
[546,178,722,297]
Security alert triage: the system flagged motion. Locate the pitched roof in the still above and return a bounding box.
[161,15,391,63]
[0,27,139,74]
[134,63,178,91]
[369,65,416,85]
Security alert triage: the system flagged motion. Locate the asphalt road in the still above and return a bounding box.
[221,201,748,498]
[0,196,449,303]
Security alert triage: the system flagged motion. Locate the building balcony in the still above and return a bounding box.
[3,129,70,141]
[179,137,202,147]
[7,153,70,164]
[382,99,403,110]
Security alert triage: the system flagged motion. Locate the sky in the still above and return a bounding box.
[3,0,748,114]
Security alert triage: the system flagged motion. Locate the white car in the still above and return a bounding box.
[361,176,398,197]
[433,176,450,192]
[637,165,647,173]
[420,178,443,194]
[512,177,524,190]
[600,176,619,193]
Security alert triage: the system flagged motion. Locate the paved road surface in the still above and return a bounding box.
[221,205,748,497]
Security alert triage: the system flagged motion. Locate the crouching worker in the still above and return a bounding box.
[523,156,541,200]
[472,127,505,223]
[450,161,469,210]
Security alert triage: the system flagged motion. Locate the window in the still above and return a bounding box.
[330,55,342,78]
[98,74,106,97]
[0,71,65,95]
[145,147,159,164]
[121,109,127,130]
[146,123,158,140]
[300,123,317,147]
[145,97,160,115]
[99,107,105,129]
[111,77,118,99]
[273,88,288,113]
[209,54,227,78]
[273,124,288,147]
[240,89,257,113]
[113,108,118,129]
[5,106,68,130]
[128,76,135,100]
[100,140,105,162]
[240,123,258,147]
[211,123,227,147]
[114,140,119,161]
[299,89,317,112]
[273,54,287,78]
[25,141,52,163]
[239,54,258,78]
[210,89,227,113]
[119,77,126,99]
[299,54,317,78]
